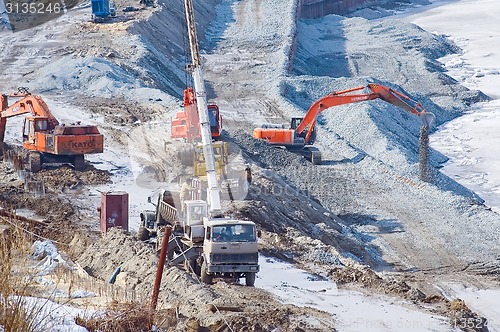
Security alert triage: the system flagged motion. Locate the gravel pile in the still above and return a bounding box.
[229,120,500,269]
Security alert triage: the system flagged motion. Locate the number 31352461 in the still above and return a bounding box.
[5,2,62,14]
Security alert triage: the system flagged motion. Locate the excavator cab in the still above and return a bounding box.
[171,88,222,141]
[290,117,316,145]
[22,116,48,147]
[2,89,104,172]
[207,104,222,139]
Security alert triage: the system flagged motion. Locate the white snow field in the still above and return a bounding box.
[398,0,500,213]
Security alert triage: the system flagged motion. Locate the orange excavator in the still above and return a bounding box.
[171,87,222,141]
[253,83,436,164]
[0,87,104,172]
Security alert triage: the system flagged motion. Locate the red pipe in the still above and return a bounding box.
[150,226,172,312]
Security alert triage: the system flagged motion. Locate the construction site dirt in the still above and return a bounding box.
[1,0,499,331]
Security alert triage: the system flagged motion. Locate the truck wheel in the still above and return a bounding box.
[184,258,201,276]
[137,226,151,241]
[29,152,41,173]
[245,272,256,286]
[200,261,213,284]
[193,259,201,276]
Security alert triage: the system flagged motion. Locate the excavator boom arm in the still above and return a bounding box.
[295,83,435,139]
[1,93,61,144]
[295,87,379,134]
[367,83,435,127]
[1,93,59,124]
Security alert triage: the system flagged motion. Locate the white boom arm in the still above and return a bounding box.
[184,0,222,215]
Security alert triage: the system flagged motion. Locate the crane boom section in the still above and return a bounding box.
[184,0,222,215]
[184,0,200,67]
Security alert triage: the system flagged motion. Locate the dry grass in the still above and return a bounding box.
[0,218,81,332]
[75,302,155,332]
[75,302,180,332]
[449,299,469,312]
[0,217,175,332]
[0,221,40,332]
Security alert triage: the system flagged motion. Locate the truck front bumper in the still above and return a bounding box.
[208,264,259,273]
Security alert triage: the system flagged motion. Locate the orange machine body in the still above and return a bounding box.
[22,116,103,155]
[253,128,296,146]
[254,83,435,148]
[1,89,104,171]
[252,83,435,165]
[171,87,222,142]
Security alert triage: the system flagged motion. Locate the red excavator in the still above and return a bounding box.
[171,87,222,141]
[253,83,436,164]
[0,87,104,172]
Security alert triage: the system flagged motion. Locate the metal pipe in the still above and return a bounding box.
[108,266,121,284]
[150,225,172,313]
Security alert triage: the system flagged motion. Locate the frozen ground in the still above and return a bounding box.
[395,0,500,213]
[430,100,500,213]
[439,283,500,332]
[258,257,454,332]
[395,2,500,329]
[1,0,500,331]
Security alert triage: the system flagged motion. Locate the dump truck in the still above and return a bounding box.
[141,189,259,286]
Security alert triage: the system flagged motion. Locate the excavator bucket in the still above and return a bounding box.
[419,112,436,128]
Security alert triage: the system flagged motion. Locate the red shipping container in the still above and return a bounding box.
[100,191,129,232]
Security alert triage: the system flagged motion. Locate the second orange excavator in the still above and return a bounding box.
[253,83,436,164]
[171,87,222,142]
[0,87,104,172]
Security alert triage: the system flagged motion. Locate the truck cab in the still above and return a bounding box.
[142,191,259,286]
[181,200,208,243]
[201,219,259,286]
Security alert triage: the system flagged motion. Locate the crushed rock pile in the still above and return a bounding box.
[227,128,500,270]
[226,173,380,268]
[285,16,490,176]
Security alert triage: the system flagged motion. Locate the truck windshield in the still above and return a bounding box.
[213,224,256,242]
